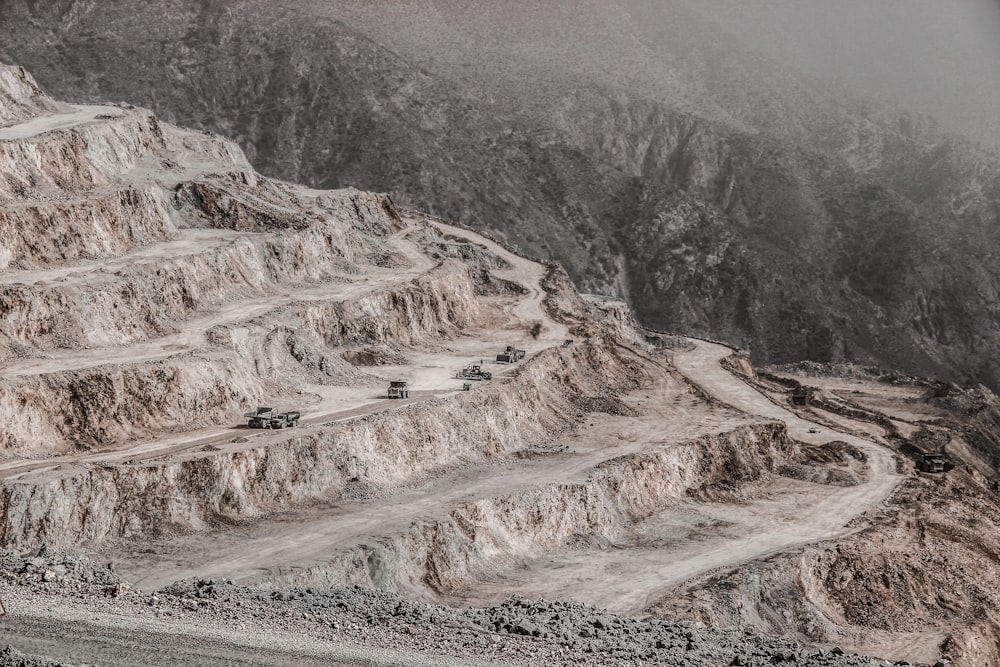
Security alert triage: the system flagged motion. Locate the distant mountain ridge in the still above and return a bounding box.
[2,0,1000,388]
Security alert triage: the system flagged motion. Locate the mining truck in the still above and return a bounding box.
[496,345,526,363]
[456,364,492,381]
[245,407,301,429]
[917,452,946,473]
[387,380,410,399]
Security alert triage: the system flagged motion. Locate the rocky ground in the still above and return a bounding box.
[0,64,990,667]
[6,1,1000,393]
[0,549,905,667]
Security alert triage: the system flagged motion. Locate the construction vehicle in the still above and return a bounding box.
[496,345,526,363]
[917,452,946,473]
[387,380,410,399]
[791,386,813,406]
[457,364,492,381]
[462,382,472,391]
[245,407,301,429]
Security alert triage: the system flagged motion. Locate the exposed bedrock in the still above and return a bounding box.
[0,185,176,269]
[0,64,64,126]
[0,260,480,453]
[277,421,793,598]
[0,216,390,355]
[0,340,648,549]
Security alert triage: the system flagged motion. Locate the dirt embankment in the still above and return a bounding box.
[653,471,1000,665]
[0,339,644,549]
[654,366,1000,667]
[0,185,176,268]
[282,421,793,598]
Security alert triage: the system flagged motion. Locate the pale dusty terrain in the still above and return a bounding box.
[0,64,982,667]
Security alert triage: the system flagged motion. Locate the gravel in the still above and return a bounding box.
[0,549,933,667]
[0,646,81,667]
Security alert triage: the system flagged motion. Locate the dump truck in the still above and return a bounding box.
[245,407,301,429]
[496,345,526,363]
[918,453,946,473]
[387,380,410,399]
[457,364,492,381]
[791,386,813,406]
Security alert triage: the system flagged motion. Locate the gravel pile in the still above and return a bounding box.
[464,596,899,667]
[0,549,939,666]
[0,646,80,667]
[0,546,120,590]
[162,580,905,667]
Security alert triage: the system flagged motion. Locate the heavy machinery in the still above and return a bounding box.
[496,345,526,363]
[387,380,410,399]
[917,452,946,473]
[457,364,492,381]
[791,386,813,406]
[245,407,301,429]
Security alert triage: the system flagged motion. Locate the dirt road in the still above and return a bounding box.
[112,369,748,590]
[112,339,902,610]
[0,590,507,667]
[0,103,119,140]
[448,339,904,613]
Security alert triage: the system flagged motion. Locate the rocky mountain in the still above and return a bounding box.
[0,60,924,666]
[4,56,1000,667]
[2,0,1000,392]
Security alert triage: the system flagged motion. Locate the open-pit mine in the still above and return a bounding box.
[0,63,998,667]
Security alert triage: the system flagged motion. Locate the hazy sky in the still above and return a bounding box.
[687,0,1000,146]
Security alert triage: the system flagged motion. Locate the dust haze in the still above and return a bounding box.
[685,0,1000,145]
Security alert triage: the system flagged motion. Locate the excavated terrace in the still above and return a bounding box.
[0,64,937,667]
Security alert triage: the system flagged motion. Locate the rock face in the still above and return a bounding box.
[0,65,850,666]
[0,64,67,126]
[3,1,1000,391]
[278,421,793,597]
[0,62,982,667]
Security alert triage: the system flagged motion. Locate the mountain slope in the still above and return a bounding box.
[2,0,1000,391]
[0,62,915,666]
[8,62,1000,666]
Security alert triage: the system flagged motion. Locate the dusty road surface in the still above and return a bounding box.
[111,368,754,590]
[447,339,904,613]
[110,338,902,614]
[0,103,119,140]
[0,590,508,667]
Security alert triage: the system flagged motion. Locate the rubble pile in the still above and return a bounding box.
[0,550,904,667]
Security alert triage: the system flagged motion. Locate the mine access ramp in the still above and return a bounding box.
[496,344,526,363]
[245,407,301,429]
[456,364,492,381]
